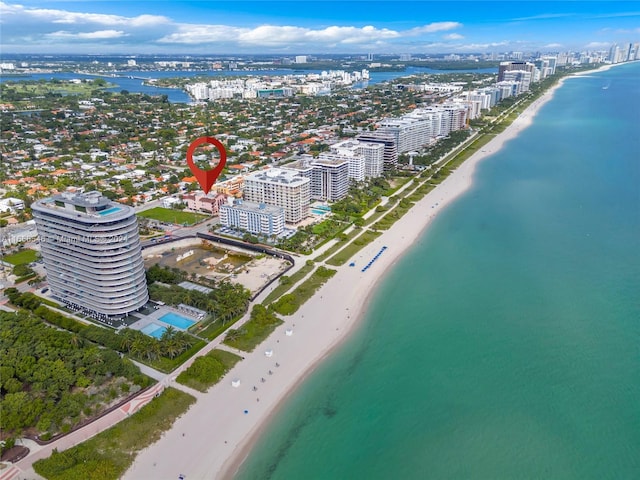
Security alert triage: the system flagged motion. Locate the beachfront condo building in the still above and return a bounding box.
[32,191,148,319]
[500,70,533,94]
[219,199,285,236]
[378,116,432,153]
[283,155,350,202]
[243,168,311,224]
[330,140,384,179]
[356,131,398,171]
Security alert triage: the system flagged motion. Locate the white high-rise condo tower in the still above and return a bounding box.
[32,191,148,319]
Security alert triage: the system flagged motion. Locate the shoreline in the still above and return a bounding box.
[123,65,607,480]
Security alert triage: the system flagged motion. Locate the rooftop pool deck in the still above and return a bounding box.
[97,206,123,216]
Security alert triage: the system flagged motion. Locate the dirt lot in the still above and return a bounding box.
[142,239,290,294]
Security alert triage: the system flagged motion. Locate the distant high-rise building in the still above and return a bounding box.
[625,43,635,62]
[498,61,537,82]
[608,44,622,63]
[295,55,308,64]
[501,70,533,93]
[32,191,148,318]
[243,168,310,224]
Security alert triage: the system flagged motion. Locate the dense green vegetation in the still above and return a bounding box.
[145,263,186,284]
[4,289,199,370]
[137,207,208,225]
[331,178,390,220]
[276,218,349,254]
[0,312,146,440]
[176,349,242,392]
[224,305,283,352]
[270,266,337,316]
[0,78,112,109]
[33,387,195,480]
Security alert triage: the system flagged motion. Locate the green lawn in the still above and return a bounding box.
[33,387,195,480]
[137,207,208,226]
[3,248,38,265]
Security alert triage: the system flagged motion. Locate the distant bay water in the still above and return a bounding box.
[0,66,496,103]
[234,62,640,479]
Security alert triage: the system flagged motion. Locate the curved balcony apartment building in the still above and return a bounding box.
[32,191,148,317]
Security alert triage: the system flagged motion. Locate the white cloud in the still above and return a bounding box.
[0,2,169,27]
[407,22,462,35]
[158,25,245,44]
[0,1,468,52]
[613,27,640,34]
[162,24,407,46]
[584,41,612,49]
[46,30,127,40]
[452,41,509,51]
[510,13,575,22]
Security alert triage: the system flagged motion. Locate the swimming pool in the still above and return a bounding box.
[141,322,166,339]
[311,209,329,216]
[97,206,122,216]
[159,312,196,330]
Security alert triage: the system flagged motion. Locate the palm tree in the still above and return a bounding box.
[69,333,83,348]
[160,325,177,342]
[225,329,241,343]
[118,329,136,353]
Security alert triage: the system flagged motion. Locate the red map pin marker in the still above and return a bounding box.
[186,136,227,194]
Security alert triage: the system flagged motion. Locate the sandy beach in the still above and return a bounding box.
[118,74,584,480]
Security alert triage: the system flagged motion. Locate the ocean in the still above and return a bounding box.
[235,62,640,479]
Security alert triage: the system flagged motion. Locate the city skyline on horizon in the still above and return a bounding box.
[1,1,639,55]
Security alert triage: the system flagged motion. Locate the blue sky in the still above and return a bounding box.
[1,1,639,54]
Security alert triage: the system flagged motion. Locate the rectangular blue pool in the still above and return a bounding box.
[97,206,122,216]
[141,322,166,339]
[159,312,196,330]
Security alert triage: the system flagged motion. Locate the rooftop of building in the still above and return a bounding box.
[222,199,284,215]
[245,167,310,186]
[32,190,134,223]
[283,154,349,171]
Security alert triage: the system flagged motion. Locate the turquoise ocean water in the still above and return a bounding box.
[235,63,640,479]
